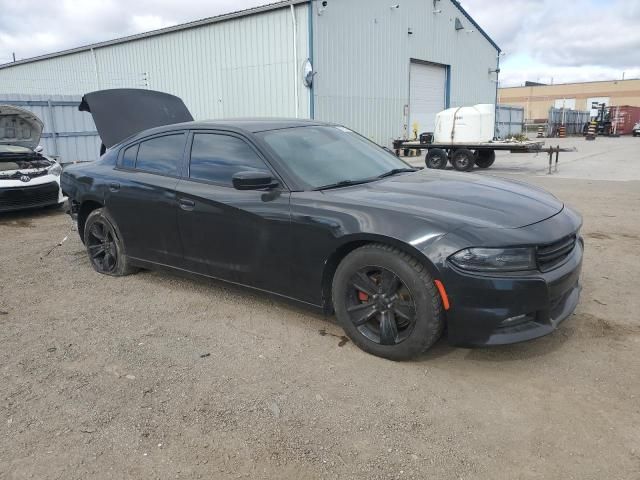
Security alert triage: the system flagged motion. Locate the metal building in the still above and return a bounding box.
[0,0,499,148]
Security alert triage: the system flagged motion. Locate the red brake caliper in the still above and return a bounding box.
[358,291,369,302]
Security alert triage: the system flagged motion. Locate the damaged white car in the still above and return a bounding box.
[0,105,65,213]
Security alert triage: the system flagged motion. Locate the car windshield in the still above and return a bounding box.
[258,125,412,189]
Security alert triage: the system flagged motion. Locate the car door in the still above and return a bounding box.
[175,131,291,294]
[105,132,187,266]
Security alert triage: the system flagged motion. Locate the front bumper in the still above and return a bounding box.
[0,176,65,213]
[442,238,583,347]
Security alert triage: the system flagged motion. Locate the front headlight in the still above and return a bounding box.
[48,163,62,176]
[450,247,536,272]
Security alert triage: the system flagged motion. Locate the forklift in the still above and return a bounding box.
[584,102,615,136]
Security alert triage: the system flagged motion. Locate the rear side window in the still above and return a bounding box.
[121,144,138,169]
[189,133,267,186]
[135,134,185,176]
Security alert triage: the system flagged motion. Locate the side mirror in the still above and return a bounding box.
[232,170,278,190]
[34,145,44,153]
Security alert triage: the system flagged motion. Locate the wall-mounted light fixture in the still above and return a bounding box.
[303,58,316,87]
[318,0,327,15]
[408,27,413,35]
[433,9,442,14]
[454,17,464,30]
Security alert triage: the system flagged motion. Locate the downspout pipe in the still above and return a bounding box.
[290,2,299,118]
[307,0,314,118]
[493,52,500,139]
[90,48,100,90]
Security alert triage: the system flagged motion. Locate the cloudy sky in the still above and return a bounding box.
[0,0,638,87]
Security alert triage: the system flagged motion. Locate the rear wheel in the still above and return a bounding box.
[425,148,448,169]
[474,150,495,168]
[84,208,136,276]
[451,148,475,172]
[332,244,444,360]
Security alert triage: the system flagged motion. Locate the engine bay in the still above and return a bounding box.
[0,151,53,177]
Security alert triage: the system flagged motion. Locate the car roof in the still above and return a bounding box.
[135,118,332,137]
[196,118,331,132]
[114,118,335,150]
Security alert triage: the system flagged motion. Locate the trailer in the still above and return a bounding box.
[392,138,566,172]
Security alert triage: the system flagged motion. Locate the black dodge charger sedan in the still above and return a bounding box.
[62,89,583,360]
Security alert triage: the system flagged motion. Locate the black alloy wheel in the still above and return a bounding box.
[332,244,444,360]
[83,208,136,276]
[345,266,417,345]
[86,218,118,273]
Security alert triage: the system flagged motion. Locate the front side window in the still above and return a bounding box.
[135,134,185,176]
[189,133,267,186]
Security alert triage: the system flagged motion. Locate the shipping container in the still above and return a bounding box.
[608,105,640,135]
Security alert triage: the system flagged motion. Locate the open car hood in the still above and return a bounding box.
[79,89,193,149]
[0,105,44,150]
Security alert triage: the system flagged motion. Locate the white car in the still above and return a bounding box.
[0,105,65,213]
[633,122,640,137]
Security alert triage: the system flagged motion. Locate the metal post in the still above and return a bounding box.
[290,2,299,118]
[548,148,552,175]
[46,99,59,158]
[555,145,559,172]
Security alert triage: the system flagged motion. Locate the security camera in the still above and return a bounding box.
[390,4,400,8]
[322,1,327,6]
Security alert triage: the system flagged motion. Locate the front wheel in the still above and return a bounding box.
[84,208,136,276]
[332,244,444,360]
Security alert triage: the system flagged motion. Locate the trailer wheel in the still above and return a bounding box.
[474,150,495,168]
[425,149,448,169]
[451,149,475,172]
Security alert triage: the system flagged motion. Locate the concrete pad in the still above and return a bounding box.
[404,136,640,182]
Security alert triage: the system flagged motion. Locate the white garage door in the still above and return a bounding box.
[409,62,447,134]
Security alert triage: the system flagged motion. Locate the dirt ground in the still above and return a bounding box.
[1,137,640,479]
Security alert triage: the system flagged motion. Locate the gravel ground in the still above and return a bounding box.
[1,138,640,479]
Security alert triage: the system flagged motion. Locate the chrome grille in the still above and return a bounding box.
[536,235,577,272]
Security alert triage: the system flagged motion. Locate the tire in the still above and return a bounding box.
[332,244,444,360]
[425,148,448,169]
[474,150,496,168]
[83,208,136,276]
[451,148,475,172]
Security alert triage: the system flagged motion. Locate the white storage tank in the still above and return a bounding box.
[433,104,495,143]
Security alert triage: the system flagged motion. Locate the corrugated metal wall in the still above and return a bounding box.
[312,0,498,145]
[0,4,310,122]
[495,105,524,138]
[0,1,499,147]
[0,94,100,164]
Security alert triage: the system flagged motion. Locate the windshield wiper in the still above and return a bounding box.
[312,179,374,191]
[376,168,418,179]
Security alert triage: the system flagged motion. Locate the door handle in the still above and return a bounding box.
[178,198,196,211]
[109,182,120,192]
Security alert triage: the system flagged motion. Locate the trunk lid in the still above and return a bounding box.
[79,88,194,148]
